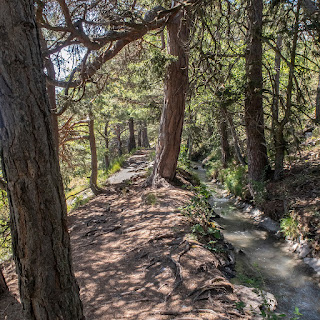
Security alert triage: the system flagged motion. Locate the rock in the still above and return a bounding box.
[258,217,280,234]
[304,258,320,275]
[234,285,277,318]
[299,245,311,259]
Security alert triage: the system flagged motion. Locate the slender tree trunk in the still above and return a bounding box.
[316,72,320,124]
[272,36,284,180]
[0,2,84,319]
[88,114,102,195]
[274,2,300,179]
[141,120,150,148]
[225,111,246,166]
[115,124,122,157]
[152,7,189,183]
[137,121,142,147]
[0,268,8,295]
[104,121,110,170]
[219,115,231,168]
[245,0,269,192]
[127,117,136,153]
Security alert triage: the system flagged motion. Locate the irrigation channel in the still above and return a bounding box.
[194,164,320,319]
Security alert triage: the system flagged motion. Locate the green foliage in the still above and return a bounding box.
[280,215,299,240]
[71,195,90,210]
[144,192,158,206]
[181,184,221,250]
[178,144,190,169]
[0,190,11,262]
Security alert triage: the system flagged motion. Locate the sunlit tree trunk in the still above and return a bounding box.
[0,1,84,319]
[152,7,189,183]
[245,0,269,193]
[128,117,136,152]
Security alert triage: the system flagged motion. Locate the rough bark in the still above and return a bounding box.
[88,114,102,195]
[219,116,231,168]
[137,123,142,148]
[141,121,150,148]
[104,121,110,170]
[127,117,136,153]
[152,8,189,183]
[0,267,8,295]
[0,1,84,319]
[245,0,269,189]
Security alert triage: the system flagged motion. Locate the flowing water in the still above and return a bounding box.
[195,165,320,319]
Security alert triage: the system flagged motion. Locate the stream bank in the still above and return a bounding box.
[195,164,320,319]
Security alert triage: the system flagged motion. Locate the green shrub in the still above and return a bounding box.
[280,215,299,240]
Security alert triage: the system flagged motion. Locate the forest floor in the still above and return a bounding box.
[261,132,320,257]
[0,149,267,320]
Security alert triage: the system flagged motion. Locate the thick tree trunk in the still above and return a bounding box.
[0,1,84,319]
[115,124,122,157]
[316,72,320,124]
[0,268,8,295]
[152,8,189,183]
[141,121,150,148]
[127,118,136,153]
[104,121,110,170]
[219,116,231,168]
[245,0,269,191]
[88,114,102,195]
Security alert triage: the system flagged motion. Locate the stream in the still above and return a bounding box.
[195,165,320,319]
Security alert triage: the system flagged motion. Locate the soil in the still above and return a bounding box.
[262,133,320,257]
[0,150,255,320]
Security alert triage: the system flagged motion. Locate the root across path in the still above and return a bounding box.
[1,150,262,319]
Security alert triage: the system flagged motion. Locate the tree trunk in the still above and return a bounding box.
[104,121,110,170]
[0,267,8,295]
[127,118,136,153]
[219,116,231,168]
[115,124,122,157]
[274,3,300,179]
[137,121,142,147]
[88,114,102,195]
[0,2,84,319]
[316,72,320,124]
[245,0,269,191]
[272,35,284,180]
[225,110,246,166]
[152,8,189,183]
[141,120,150,148]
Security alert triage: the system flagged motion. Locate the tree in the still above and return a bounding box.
[0,1,84,319]
[127,117,136,152]
[244,0,269,193]
[152,7,190,183]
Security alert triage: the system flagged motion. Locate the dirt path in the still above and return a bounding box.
[1,150,256,320]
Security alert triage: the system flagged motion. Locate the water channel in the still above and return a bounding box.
[195,165,320,319]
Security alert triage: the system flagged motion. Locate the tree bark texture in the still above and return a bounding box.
[127,117,136,153]
[141,121,150,148]
[152,8,189,183]
[245,0,269,185]
[0,267,8,295]
[88,114,101,195]
[0,1,84,319]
